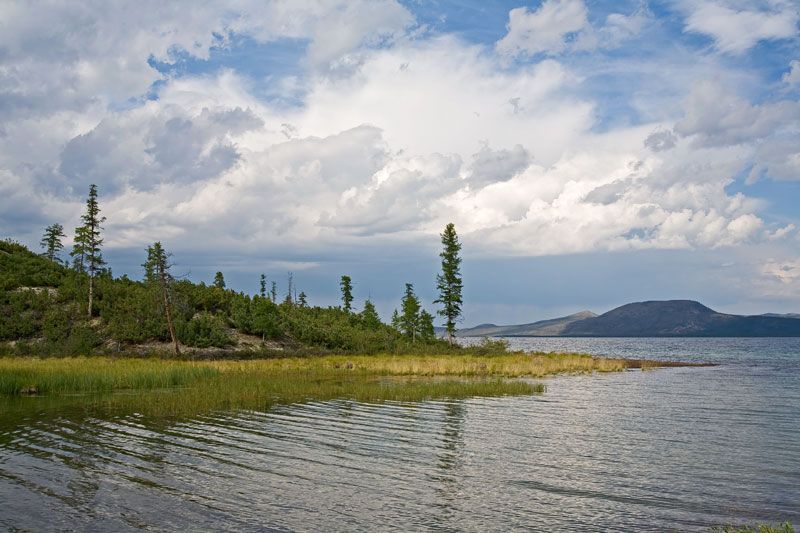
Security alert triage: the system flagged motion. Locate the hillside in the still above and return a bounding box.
[457,311,597,337]
[0,240,450,356]
[461,300,800,337]
[562,300,800,336]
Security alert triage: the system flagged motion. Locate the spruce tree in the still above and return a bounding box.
[391,309,401,330]
[143,244,157,283]
[270,281,278,303]
[434,222,463,343]
[70,225,88,272]
[400,283,421,341]
[340,275,354,313]
[75,184,106,317]
[419,310,435,341]
[213,271,226,289]
[286,272,294,304]
[361,299,382,330]
[40,223,66,263]
[144,242,179,355]
[298,291,308,307]
[259,274,267,298]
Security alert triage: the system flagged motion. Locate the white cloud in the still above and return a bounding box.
[683,1,799,54]
[496,0,589,57]
[762,259,800,284]
[574,7,650,51]
[0,0,794,269]
[675,80,800,147]
[783,59,800,85]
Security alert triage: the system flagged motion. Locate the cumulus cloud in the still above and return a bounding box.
[495,1,649,58]
[683,1,799,54]
[783,59,800,85]
[644,129,677,152]
[57,105,263,193]
[0,0,795,272]
[762,259,800,284]
[496,0,589,57]
[466,144,530,188]
[675,80,800,147]
[748,137,800,182]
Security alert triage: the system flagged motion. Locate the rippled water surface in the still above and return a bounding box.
[2,338,799,531]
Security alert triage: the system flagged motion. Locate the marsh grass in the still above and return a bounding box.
[0,352,659,397]
[0,352,681,417]
[712,523,794,533]
[0,357,218,395]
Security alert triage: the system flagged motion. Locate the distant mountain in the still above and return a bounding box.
[460,301,800,337]
[457,311,597,337]
[759,313,800,319]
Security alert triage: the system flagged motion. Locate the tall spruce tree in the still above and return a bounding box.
[400,283,421,341]
[434,222,463,343]
[213,271,226,289]
[340,275,354,313]
[40,223,66,262]
[298,291,308,307]
[144,242,179,355]
[270,281,278,303]
[259,274,267,298]
[75,184,106,317]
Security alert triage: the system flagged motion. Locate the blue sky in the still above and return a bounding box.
[1,0,799,325]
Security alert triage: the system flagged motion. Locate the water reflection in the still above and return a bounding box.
[2,340,800,531]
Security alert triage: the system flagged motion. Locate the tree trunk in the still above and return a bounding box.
[88,272,94,318]
[162,280,180,356]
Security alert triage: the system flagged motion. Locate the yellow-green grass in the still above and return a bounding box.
[0,353,688,418]
[0,352,642,396]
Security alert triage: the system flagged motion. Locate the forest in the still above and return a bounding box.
[0,185,477,358]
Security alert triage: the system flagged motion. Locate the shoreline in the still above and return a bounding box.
[0,352,709,398]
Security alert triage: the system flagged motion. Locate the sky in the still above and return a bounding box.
[1,0,799,326]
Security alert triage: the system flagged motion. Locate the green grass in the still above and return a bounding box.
[0,352,645,397]
[0,357,218,395]
[0,352,685,418]
[0,356,552,418]
[712,522,794,533]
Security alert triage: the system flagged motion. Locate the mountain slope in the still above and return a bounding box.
[562,300,800,337]
[457,311,597,337]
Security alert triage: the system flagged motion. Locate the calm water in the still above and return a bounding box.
[2,338,799,531]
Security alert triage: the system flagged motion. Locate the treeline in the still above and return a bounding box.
[1,184,467,357]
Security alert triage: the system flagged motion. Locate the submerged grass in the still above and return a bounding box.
[0,352,637,396]
[712,523,794,533]
[0,352,683,417]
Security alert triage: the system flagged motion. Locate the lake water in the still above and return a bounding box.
[1,338,799,531]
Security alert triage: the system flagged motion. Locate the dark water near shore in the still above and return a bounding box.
[2,338,799,531]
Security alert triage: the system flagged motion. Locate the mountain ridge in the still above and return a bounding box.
[459,300,800,337]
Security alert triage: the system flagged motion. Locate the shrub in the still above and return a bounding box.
[177,313,233,348]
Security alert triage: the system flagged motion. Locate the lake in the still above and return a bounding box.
[2,338,799,531]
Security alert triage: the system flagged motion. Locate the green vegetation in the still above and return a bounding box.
[340,275,353,312]
[40,223,66,263]
[712,523,794,533]
[0,355,558,417]
[2,189,469,358]
[0,237,459,356]
[0,352,648,398]
[71,183,105,317]
[435,222,463,342]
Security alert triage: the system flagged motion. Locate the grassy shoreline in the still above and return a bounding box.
[0,352,703,397]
